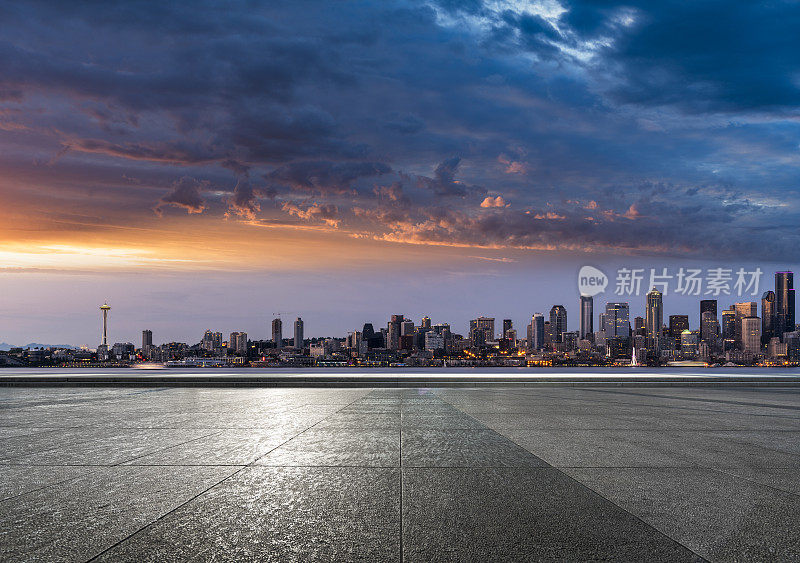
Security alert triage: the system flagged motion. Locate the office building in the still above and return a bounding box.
[272,317,283,349]
[425,330,445,351]
[680,330,698,356]
[700,299,717,330]
[721,308,735,339]
[294,317,304,349]
[734,302,758,348]
[741,316,762,355]
[112,342,135,360]
[549,306,567,346]
[645,288,663,344]
[700,311,719,343]
[387,314,404,350]
[579,296,593,340]
[776,271,795,339]
[633,316,645,337]
[502,319,513,338]
[604,303,630,338]
[362,323,382,349]
[142,329,152,349]
[470,317,495,345]
[669,315,689,339]
[761,291,775,343]
[527,313,545,351]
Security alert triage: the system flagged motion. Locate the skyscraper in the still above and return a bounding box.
[272,317,283,349]
[579,296,593,340]
[502,319,513,338]
[633,316,645,337]
[362,323,379,349]
[734,302,758,348]
[721,309,736,340]
[776,271,795,339]
[469,317,495,345]
[645,288,663,345]
[700,299,717,331]
[549,305,567,346]
[604,303,630,338]
[700,311,720,343]
[741,316,762,355]
[668,315,689,339]
[761,291,776,343]
[421,316,432,329]
[294,317,304,349]
[527,313,545,351]
[387,314,404,350]
[142,329,152,349]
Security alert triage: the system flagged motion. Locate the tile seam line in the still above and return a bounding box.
[400,391,404,563]
[433,389,710,562]
[494,388,800,417]
[111,429,226,467]
[701,464,800,500]
[0,466,108,504]
[83,388,371,562]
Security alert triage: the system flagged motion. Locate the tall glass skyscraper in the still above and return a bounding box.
[579,296,593,340]
[775,271,795,339]
[645,288,663,343]
[761,291,775,343]
[604,302,630,338]
[549,305,567,346]
[528,313,545,351]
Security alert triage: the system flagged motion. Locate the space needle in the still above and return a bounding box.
[99,302,111,346]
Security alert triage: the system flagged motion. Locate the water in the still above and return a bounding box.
[2,366,800,382]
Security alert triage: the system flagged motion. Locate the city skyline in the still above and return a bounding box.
[5,268,793,351]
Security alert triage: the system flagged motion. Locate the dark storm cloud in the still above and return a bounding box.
[2,0,800,260]
[420,157,464,196]
[267,161,392,194]
[565,0,800,113]
[154,176,206,216]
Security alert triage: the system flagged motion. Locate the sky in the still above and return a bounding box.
[1,0,800,346]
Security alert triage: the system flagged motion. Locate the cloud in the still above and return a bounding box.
[418,157,486,197]
[579,2,800,113]
[281,200,341,227]
[480,196,508,208]
[2,0,800,264]
[267,161,392,194]
[154,176,206,216]
[498,155,528,175]
[226,176,260,220]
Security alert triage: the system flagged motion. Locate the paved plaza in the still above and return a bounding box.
[1,384,800,561]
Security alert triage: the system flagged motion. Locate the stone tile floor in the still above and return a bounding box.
[1,385,799,561]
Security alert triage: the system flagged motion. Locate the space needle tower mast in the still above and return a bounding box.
[100,302,111,346]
